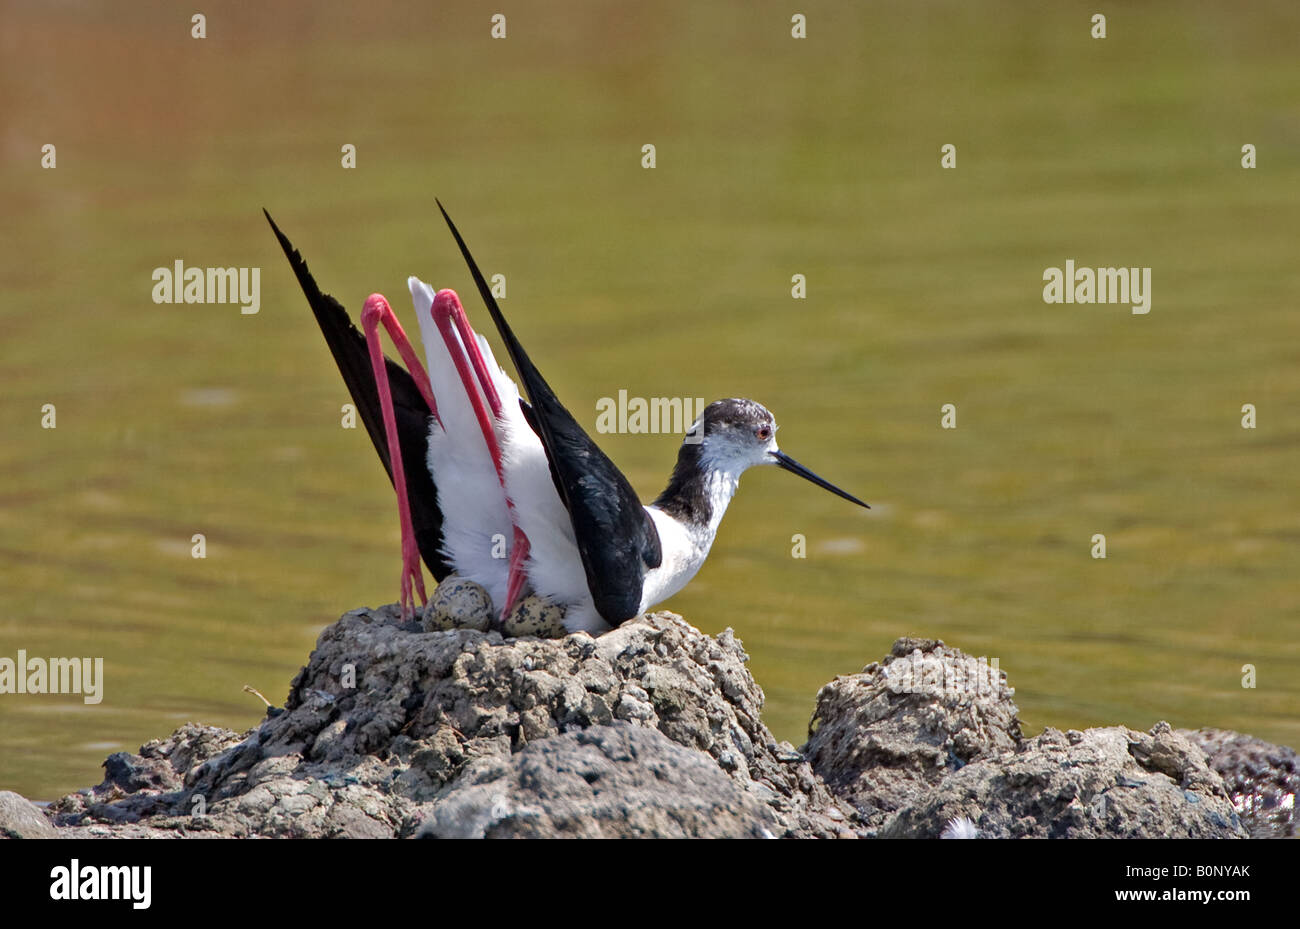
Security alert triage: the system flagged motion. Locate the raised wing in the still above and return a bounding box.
[436,202,662,624]
[264,210,452,581]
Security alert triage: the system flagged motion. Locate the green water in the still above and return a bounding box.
[2,1,1298,801]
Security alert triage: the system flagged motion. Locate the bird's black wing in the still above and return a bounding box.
[264,210,452,581]
[436,202,662,624]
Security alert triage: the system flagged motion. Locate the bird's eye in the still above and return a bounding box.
[755,426,772,441]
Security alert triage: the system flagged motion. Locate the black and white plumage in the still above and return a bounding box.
[267,205,869,633]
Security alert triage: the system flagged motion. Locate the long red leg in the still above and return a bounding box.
[361,293,438,620]
[429,289,531,621]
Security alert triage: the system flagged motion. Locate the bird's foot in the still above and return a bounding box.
[398,535,428,622]
[496,526,532,630]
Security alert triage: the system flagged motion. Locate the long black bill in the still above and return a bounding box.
[770,450,870,509]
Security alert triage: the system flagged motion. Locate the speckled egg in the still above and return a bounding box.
[502,594,568,639]
[422,576,494,632]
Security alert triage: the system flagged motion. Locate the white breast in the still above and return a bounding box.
[638,469,739,613]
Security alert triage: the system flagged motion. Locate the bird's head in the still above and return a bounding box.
[690,398,869,508]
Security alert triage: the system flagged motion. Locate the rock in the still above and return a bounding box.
[48,724,245,836]
[802,639,1245,838]
[1179,727,1298,838]
[49,606,846,838]
[0,791,57,838]
[417,723,780,838]
[29,610,1284,840]
[880,722,1246,838]
[802,637,1022,830]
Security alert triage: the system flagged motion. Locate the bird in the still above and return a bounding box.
[264,203,869,634]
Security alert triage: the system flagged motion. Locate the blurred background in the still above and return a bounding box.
[2,0,1297,801]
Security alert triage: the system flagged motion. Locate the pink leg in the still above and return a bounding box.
[429,289,532,621]
[361,293,438,621]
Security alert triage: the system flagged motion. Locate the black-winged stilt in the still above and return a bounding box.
[264,204,869,634]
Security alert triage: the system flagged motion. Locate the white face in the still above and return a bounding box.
[690,398,870,510]
[699,415,781,476]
